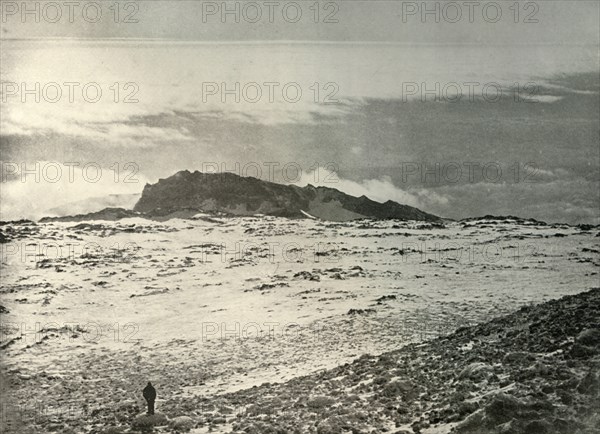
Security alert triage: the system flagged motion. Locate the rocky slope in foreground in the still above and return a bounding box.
[151,289,598,434]
[133,170,441,222]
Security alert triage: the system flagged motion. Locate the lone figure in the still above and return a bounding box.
[143,382,157,415]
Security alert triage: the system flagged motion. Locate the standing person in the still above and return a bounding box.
[143,382,157,415]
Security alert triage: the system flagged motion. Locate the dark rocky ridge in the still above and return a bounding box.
[39,208,141,223]
[460,215,549,225]
[133,170,442,222]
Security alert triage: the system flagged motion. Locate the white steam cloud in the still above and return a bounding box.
[1,161,148,221]
[293,166,449,211]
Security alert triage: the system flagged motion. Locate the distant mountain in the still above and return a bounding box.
[133,170,442,222]
[43,194,141,217]
[460,215,549,225]
[40,208,141,223]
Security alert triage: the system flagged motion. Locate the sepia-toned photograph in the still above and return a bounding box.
[1,1,599,433]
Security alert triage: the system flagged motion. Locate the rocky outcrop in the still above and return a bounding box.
[133,170,441,222]
[39,208,141,223]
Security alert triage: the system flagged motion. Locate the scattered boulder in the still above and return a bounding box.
[575,328,600,347]
[458,362,494,382]
[347,308,376,315]
[577,370,599,395]
[381,380,419,400]
[523,419,553,434]
[484,393,525,425]
[293,271,320,281]
[307,396,336,411]
[454,393,557,434]
[376,295,397,304]
[502,351,535,365]
[131,413,168,432]
[169,415,194,431]
[102,427,126,434]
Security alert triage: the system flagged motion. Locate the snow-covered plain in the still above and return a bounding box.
[0,216,598,433]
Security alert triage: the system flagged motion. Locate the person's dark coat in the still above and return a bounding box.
[143,382,157,401]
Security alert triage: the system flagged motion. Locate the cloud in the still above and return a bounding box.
[425,179,600,225]
[1,161,149,220]
[291,166,449,211]
[1,103,194,147]
[288,166,599,225]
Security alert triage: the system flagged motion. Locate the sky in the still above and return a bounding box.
[1,1,599,45]
[1,1,599,223]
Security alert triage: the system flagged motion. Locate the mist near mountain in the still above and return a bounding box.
[43,194,141,218]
